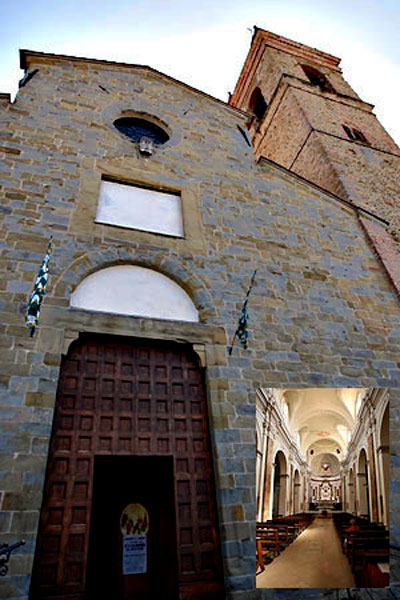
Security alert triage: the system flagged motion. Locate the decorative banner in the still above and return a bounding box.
[25,236,53,337]
[122,535,147,575]
[120,503,149,536]
[228,269,257,354]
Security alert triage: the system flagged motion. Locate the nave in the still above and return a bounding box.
[257,515,355,588]
[256,388,389,588]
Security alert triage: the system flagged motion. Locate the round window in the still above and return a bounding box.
[113,117,169,145]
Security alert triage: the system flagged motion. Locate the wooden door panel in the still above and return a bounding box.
[31,335,223,599]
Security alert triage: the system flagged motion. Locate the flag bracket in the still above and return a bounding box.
[228,269,257,355]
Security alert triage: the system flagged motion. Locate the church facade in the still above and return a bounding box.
[0,28,399,600]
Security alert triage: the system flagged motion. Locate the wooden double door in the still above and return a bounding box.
[31,334,224,600]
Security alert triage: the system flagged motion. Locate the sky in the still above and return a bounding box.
[0,0,399,145]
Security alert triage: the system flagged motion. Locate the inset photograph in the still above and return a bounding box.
[256,388,389,588]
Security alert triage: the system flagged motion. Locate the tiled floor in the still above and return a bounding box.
[256,516,355,588]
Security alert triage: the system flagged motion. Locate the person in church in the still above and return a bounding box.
[345,518,360,533]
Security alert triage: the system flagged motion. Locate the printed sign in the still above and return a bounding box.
[120,503,149,536]
[123,535,147,575]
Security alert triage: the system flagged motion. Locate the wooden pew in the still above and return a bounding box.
[342,528,389,587]
[256,538,265,572]
[256,526,282,566]
[353,544,389,587]
[362,557,389,587]
[256,514,314,570]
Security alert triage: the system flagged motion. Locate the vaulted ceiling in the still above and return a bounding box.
[279,388,367,474]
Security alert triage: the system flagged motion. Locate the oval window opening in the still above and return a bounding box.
[113,117,170,145]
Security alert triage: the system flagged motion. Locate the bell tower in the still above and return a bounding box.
[230,28,400,228]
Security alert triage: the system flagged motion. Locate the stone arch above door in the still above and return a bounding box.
[52,247,217,321]
[70,265,199,322]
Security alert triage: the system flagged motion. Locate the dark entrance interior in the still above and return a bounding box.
[87,456,178,600]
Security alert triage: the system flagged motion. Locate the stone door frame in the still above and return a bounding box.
[29,305,230,596]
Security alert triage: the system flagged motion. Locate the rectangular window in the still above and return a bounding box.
[95,179,184,237]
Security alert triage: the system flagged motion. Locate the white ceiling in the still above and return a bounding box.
[278,388,367,473]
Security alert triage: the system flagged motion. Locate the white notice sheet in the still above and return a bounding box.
[122,535,147,575]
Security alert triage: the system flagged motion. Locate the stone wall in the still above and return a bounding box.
[0,53,400,599]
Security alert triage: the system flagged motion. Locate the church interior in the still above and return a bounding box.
[256,388,389,588]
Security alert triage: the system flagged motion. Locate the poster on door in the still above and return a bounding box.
[120,503,149,575]
[120,503,149,536]
[122,535,147,574]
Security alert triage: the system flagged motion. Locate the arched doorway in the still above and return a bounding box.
[30,334,223,600]
[293,470,301,514]
[358,449,370,519]
[272,451,288,518]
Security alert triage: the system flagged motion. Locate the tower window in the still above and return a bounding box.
[248,87,268,120]
[301,65,335,93]
[342,125,370,145]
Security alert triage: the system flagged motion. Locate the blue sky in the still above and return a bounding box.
[0,0,399,143]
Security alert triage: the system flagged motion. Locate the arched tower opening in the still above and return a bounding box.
[248,87,267,120]
[300,64,335,93]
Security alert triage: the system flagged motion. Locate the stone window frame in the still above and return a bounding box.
[113,116,170,146]
[70,161,206,253]
[106,109,177,150]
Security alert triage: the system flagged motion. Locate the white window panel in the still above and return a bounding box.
[96,180,184,237]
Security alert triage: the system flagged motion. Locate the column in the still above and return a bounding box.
[367,433,378,521]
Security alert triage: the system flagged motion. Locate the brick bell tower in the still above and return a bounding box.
[230,28,400,232]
